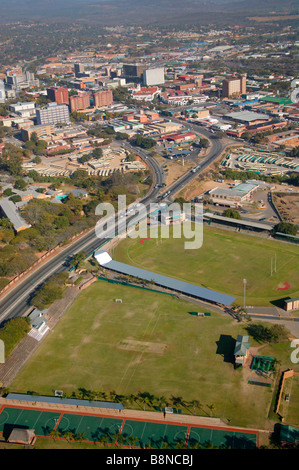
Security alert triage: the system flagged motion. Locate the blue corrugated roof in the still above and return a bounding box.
[6,393,124,410]
[95,252,235,306]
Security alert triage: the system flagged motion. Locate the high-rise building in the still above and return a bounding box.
[69,93,90,113]
[0,80,5,103]
[122,64,146,84]
[36,103,70,125]
[92,89,113,108]
[222,74,246,98]
[143,68,165,86]
[47,87,69,105]
[74,63,85,78]
[5,70,39,91]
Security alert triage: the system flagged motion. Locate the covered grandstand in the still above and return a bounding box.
[94,250,236,307]
[203,212,273,233]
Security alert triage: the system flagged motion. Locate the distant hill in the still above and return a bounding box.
[0,0,297,24]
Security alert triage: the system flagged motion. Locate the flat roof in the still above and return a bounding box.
[232,183,259,193]
[6,393,124,410]
[285,297,299,304]
[203,213,273,231]
[224,111,269,122]
[94,251,236,307]
[209,187,247,198]
[259,96,292,105]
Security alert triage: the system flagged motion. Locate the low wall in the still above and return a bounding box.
[275,369,299,415]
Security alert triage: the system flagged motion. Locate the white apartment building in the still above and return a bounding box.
[36,103,70,125]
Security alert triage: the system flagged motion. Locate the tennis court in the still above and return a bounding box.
[0,405,258,448]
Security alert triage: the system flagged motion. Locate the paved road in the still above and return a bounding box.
[0,149,163,324]
[0,129,231,325]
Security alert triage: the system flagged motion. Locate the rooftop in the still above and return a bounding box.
[224,111,269,123]
[0,198,31,231]
[94,250,236,307]
[234,335,250,356]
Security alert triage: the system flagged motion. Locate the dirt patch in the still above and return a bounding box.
[178,178,233,202]
[164,160,194,189]
[118,338,167,354]
[272,192,299,224]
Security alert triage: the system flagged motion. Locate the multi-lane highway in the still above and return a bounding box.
[0,126,225,324]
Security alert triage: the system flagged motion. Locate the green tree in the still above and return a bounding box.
[69,251,86,270]
[223,208,241,220]
[14,178,27,191]
[273,222,297,236]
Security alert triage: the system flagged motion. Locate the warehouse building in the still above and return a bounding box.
[208,182,259,206]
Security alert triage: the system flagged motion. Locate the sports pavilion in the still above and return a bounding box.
[94,251,236,307]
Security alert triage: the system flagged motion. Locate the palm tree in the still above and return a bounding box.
[204,441,218,449]
[100,434,110,448]
[125,393,136,408]
[146,440,154,449]
[115,433,125,448]
[75,432,85,443]
[189,399,201,415]
[189,442,202,450]
[155,395,168,411]
[109,390,118,402]
[96,390,107,401]
[63,431,74,442]
[207,403,216,417]
[175,439,186,449]
[170,395,186,411]
[50,429,61,441]
[136,391,149,410]
[161,440,171,449]
[126,435,139,449]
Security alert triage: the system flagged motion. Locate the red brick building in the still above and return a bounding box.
[47,87,69,105]
[69,93,90,112]
[92,90,113,108]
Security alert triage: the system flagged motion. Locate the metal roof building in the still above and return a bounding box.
[0,198,31,232]
[94,250,236,307]
[5,393,124,410]
[234,335,250,357]
[224,111,269,123]
[203,212,273,232]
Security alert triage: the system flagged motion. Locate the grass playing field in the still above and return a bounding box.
[10,279,298,430]
[112,225,299,308]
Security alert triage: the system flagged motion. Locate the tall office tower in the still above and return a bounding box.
[122,63,146,83]
[47,87,69,105]
[36,102,70,125]
[93,89,113,108]
[74,63,85,78]
[222,74,246,98]
[0,80,5,103]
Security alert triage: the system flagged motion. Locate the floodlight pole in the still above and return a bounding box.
[243,278,247,309]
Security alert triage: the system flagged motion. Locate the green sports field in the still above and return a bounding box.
[10,279,296,429]
[112,225,299,307]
